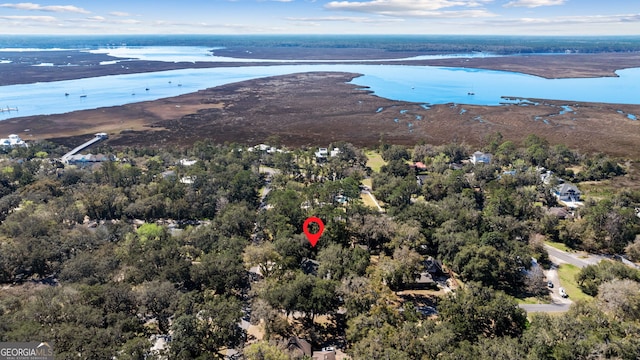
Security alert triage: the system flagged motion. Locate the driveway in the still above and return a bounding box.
[544,265,573,304]
[520,258,573,314]
[360,186,384,213]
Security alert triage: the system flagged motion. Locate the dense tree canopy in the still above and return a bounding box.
[0,137,638,359]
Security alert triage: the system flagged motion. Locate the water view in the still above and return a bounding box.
[1,62,640,120]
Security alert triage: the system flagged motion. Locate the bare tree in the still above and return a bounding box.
[524,264,548,297]
[597,279,640,321]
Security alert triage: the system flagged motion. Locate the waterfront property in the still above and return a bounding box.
[554,183,581,203]
[65,153,112,166]
[61,132,108,164]
[0,134,27,148]
[470,151,492,165]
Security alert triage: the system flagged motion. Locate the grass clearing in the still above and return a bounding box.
[557,263,593,302]
[516,296,549,305]
[366,150,386,173]
[545,241,572,253]
[360,193,379,209]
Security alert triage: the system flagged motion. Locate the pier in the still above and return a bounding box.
[61,132,108,164]
[0,107,18,113]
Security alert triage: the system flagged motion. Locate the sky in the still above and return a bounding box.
[0,0,639,35]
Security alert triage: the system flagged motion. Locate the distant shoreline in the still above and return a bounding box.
[2,40,640,157]
[1,72,639,158]
[2,49,640,86]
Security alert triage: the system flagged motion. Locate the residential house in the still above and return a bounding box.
[547,207,574,220]
[0,134,27,148]
[179,159,197,166]
[411,161,427,171]
[315,148,329,161]
[287,337,312,358]
[424,256,444,275]
[554,183,581,202]
[315,147,341,162]
[249,144,281,154]
[409,271,436,290]
[470,151,492,165]
[416,174,428,186]
[65,153,112,166]
[313,349,337,360]
[301,258,320,276]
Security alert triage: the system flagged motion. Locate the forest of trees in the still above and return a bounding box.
[0,134,639,359]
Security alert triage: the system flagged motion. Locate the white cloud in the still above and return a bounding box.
[325,0,496,17]
[0,14,56,21]
[503,0,565,8]
[501,13,640,25]
[109,11,131,17]
[0,2,90,13]
[286,16,405,23]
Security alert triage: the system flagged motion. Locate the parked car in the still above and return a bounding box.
[547,281,554,288]
[559,287,568,298]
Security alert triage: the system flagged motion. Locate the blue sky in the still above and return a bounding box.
[0,1,638,35]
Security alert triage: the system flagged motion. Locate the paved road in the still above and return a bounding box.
[258,166,279,206]
[520,303,571,313]
[544,244,604,268]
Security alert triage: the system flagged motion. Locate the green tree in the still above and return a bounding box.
[191,247,247,294]
[317,243,369,281]
[377,246,423,291]
[439,283,527,342]
[136,281,178,333]
[244,342,289,360]
[170,294,244,359]
[243,242,282,278]
[576,260,640,296]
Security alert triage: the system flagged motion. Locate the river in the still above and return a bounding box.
[1,58,639,120]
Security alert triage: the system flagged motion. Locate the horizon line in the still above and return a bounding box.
[3,33,640,37]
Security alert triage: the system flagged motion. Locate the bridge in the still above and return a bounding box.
[61,133,108,164]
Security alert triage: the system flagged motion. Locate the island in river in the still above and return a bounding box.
[0,47,639,157]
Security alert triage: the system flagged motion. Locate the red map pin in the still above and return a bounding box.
[303,216,324,247]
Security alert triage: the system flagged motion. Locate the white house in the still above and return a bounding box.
[315,147,340,161]
[0,134,27,148]
[554,183,581,202]
[470,151,491,165]
[315,147,328,159]
[179,159,197,166]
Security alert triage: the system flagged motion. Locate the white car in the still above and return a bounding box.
[559,287,568,298]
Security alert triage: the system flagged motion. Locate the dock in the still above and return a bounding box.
[61,133,108,164]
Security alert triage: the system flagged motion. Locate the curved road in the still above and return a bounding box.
[520,245,606,313]
[543,244,604,268]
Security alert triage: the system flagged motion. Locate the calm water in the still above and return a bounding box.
[1,44,640,120]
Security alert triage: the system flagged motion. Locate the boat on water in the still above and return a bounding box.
[0,107,18,113]
[80,95,87,98]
